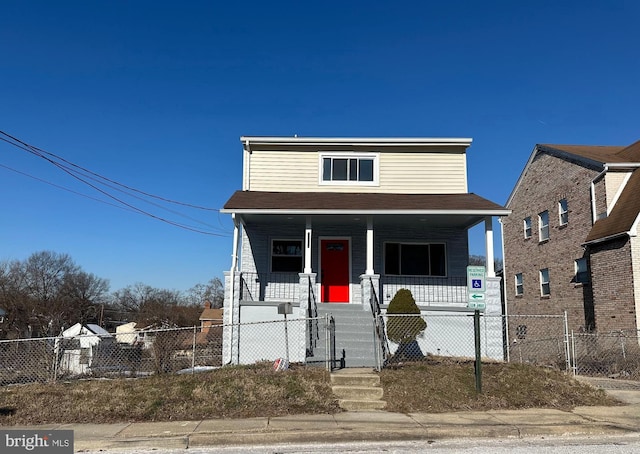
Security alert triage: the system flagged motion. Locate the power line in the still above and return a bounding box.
[0,131,232,237]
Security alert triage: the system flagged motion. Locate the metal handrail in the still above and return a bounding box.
[369,277,389,370]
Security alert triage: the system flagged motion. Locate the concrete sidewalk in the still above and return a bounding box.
[5,378,640,451]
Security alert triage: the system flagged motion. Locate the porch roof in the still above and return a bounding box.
[222,191,509,216]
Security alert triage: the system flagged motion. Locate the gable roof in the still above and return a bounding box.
[223,191,508,215]
[506,140,640,245]
[585,168,640,244]
[200,307,223,321]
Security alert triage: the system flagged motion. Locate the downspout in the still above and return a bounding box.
[499,216,509,362]
[228,213,240,364]
[243,139,252,191]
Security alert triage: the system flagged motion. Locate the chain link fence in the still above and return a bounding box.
[0,325,223,385]
[377,313,569,370]
[1,314,638,386]
[571,330,640,380]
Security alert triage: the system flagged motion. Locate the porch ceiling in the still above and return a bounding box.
[238,213,489,229]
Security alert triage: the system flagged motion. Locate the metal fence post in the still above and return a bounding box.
[571,330,577,376]
[563,311,571,371]
[325,314,330,371]
[192,326,197,375]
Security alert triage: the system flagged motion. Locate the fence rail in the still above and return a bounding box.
[239,272,299,302]
[1,315,638,386]
[380,275,468,305]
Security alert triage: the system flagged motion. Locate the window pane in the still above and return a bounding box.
[429,244,446,276]
[540,268,550,295]
[332,159,348,180]
[322,158,331,181]
[524,217,532,238]
[401,244,429,275]
[575,258,589,283]
[559,199,568,225]
[359,159,374,181]
[349,159,358,180]
[272,240,303,272]
[515,273,523,295]
[539,211,549,240]
[272,256,302,272]
[384,243,400,275]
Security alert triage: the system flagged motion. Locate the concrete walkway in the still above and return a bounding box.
[4,377,640,451]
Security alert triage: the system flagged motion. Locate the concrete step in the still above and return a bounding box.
[331,373,381,387]
[330,368,385,411]
[338,399,387,411]
[332,385,384,400]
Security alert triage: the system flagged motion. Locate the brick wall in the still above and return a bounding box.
[589,237,638,333]
[503,151,599,333]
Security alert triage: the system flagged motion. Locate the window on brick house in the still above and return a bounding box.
[516,324,527,339]
[523,217,532,239]
[575,258,589,284]
[559,199,568,226]
[515,273,523,296]
[539,268,550,296]
[538,211,549,241]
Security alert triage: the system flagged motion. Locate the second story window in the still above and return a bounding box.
[320,154,378,185]
[538,210,549,241]
[515,273,523,296]
[540,268,550,296]
[523,217,532,239]
[559,199,568,226]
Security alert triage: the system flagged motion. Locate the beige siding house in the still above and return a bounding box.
[222,136,509,367]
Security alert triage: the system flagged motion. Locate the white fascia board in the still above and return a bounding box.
[604,162,640,169]
[240,136,473,148]
[220,208,511,216]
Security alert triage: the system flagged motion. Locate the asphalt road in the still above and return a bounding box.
[80,435,640,454]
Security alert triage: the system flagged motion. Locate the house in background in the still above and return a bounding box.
[221,136,510,367]
[502,141,640,340]
[57,323,113,375]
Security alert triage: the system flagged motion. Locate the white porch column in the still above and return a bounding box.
[485,216,495,277]
[304,217,313,274]
[366,216,374,275]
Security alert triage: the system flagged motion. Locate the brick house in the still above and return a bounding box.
[221,136,509,367]
[502,141,640,338]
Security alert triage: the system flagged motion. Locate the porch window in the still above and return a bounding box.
[384,242,446,276]
[271,239,303,272]
[320,153,378,185]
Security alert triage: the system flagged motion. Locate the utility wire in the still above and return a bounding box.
[0,131,231,237]
[0,130,219,211]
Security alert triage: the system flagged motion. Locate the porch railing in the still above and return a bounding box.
[380,275,467,305]
[307,276,319,356]
[239,272,299,302]
[369,277,389,371]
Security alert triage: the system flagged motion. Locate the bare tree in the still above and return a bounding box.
[186,277,224,309]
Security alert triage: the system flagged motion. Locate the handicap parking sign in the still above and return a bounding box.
[472,279,482,289]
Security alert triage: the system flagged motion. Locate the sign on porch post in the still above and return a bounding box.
[467,265,486,311]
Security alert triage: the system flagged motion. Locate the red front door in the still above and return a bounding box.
[321,239,350,303]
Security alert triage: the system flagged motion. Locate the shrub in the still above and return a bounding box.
[386,289,426,344]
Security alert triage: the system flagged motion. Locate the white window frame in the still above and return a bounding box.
[559,199,568,226]
[383,241,447,277]
[270,239,303,273]
[515,273,523,296]
[319,152,379,186]
[523,217,532,239]
[539,268,550,296]
[538,210,549,241]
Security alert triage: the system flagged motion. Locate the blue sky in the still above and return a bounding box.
[1,1,638,293]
